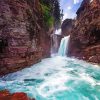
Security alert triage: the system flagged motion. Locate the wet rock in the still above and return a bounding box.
[89,56,98,63]
[51,33,62,53]
[11,92,31,100]
[0,90,35,100]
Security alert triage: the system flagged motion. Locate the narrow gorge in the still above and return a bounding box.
[0,0,100,100]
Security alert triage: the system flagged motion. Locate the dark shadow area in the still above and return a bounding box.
[90,28,100,44]
[0,39,8,54]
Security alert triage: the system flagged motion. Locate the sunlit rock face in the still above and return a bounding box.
[0,0,51,75]
[68,0,100,64]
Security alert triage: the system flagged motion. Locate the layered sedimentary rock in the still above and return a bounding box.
[0,0,51,75]
[68,0,100,64]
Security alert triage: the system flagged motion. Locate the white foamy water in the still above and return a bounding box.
[0,56,100,100]
[58,36,70,56]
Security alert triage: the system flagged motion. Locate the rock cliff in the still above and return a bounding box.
[0,0,51,76]
[68,0,100,64]
[61,19,74,36]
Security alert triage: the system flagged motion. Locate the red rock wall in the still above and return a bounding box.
[68,0,100,64]
[0,0,51,76]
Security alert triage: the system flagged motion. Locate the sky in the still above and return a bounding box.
[60,0,83,21]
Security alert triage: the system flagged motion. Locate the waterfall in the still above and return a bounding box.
[58,35,70,56]
[51,29,62,56]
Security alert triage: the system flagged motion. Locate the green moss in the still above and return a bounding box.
[47,16,54,27]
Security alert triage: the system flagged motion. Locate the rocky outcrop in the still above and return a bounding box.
[0,0,51,76]
[68,0,100,64]
[61,19,74,36]
[0,90,35,100]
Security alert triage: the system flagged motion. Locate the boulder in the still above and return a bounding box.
[0,90,35,100]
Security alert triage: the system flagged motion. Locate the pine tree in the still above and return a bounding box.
[53,0,61,29]
[40,0,61,29]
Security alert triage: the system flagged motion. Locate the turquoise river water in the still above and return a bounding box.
[0,56,100,100]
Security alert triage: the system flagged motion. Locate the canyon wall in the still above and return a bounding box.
[61,19,74,36]
[68,0,100,64]
[0,0,51,76]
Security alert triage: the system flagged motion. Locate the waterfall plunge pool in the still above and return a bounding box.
[0,56,100,100]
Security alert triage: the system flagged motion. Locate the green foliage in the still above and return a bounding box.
[53,0,61,28]
[40,0,61,29]
[47,16,54,27]
[41,4,54,27]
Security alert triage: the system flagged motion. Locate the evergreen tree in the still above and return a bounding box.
[53,0,61,29]
[40,0,61,29]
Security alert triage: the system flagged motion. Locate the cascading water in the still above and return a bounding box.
[58,35,70,56]
[51,29,62,57]
[0,57,100,100]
